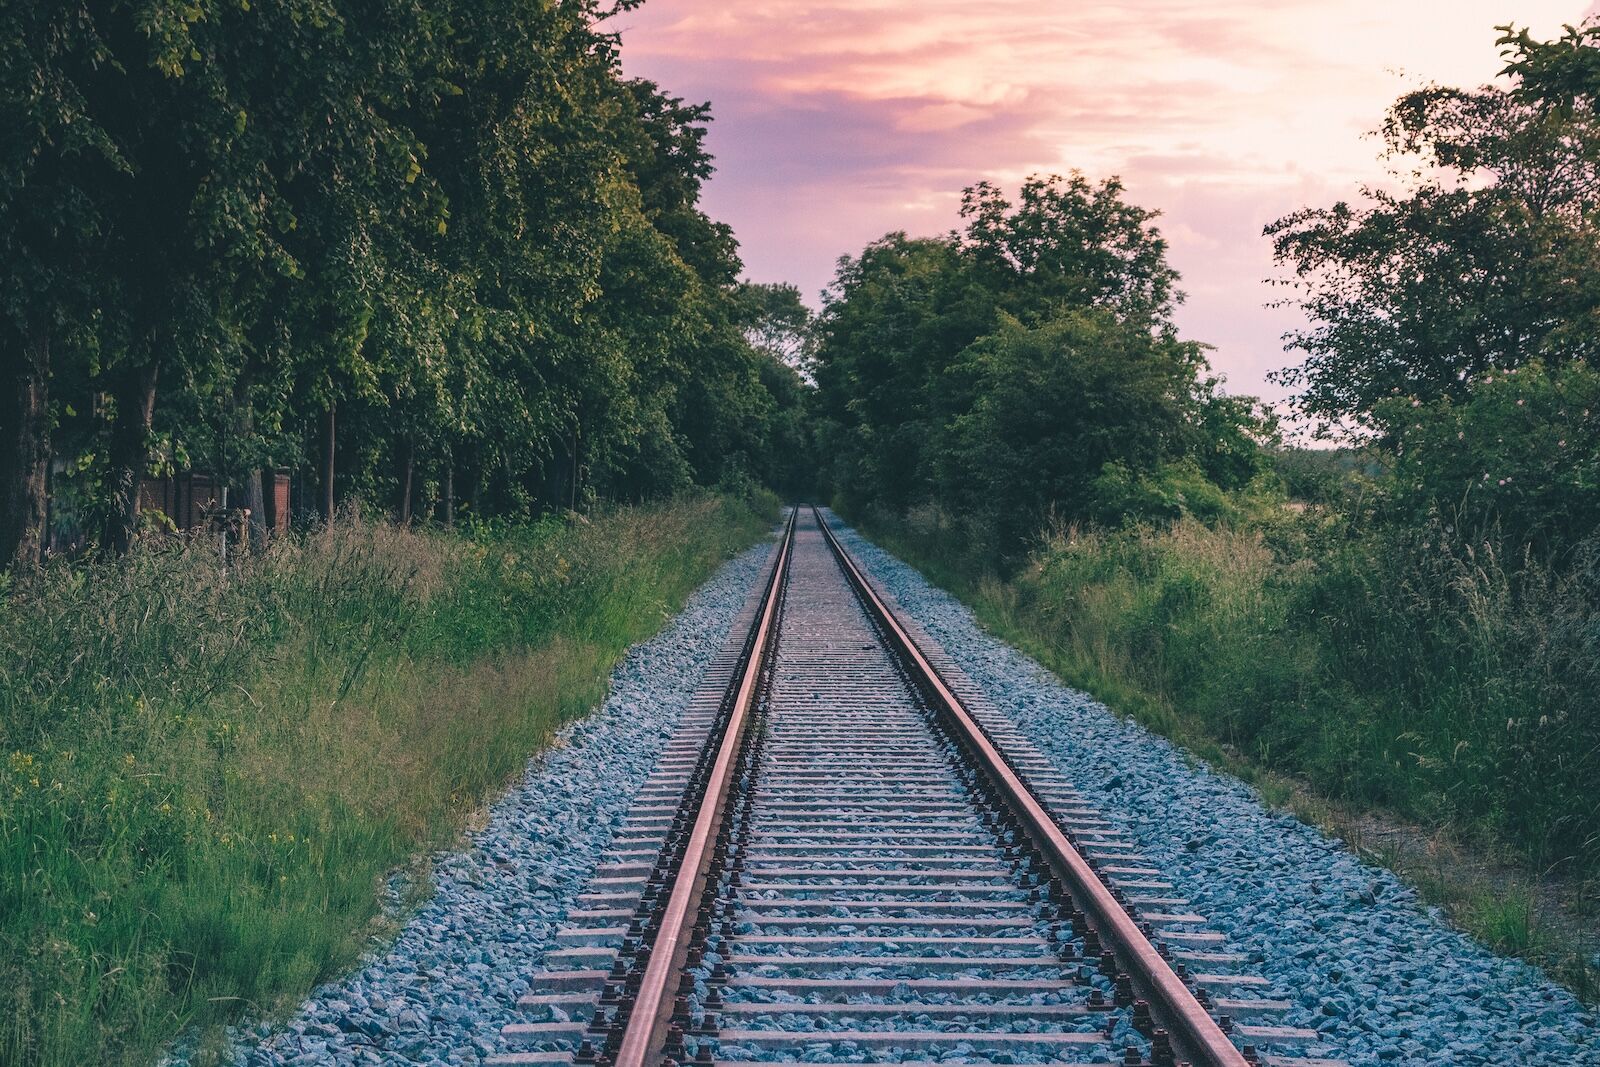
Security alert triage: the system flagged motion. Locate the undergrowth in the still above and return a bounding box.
[0,494,773,1067]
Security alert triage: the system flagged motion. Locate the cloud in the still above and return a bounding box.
[618,0,1591,408]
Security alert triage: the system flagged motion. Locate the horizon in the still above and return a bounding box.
[618,1,1598,420]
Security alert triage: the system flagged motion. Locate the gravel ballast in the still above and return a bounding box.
[171,537,777,1067]
[820,509,1598,1067]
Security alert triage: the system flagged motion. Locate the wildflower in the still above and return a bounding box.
[1457,431,1464,439]
[1559,439,1567,447]
[1498,479,1506,486]
[1516,399,1524,406]
[123,754,135,767]
[1411,399,1421,407]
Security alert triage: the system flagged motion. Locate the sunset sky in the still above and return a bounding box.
[618,1,1597,412]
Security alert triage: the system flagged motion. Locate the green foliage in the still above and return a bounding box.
[934,312,1221,547]
[959,174,1180,323]
[1089,458,1241,526]
[0,494,771,1067]
[0,1,809,564]
[1380,360,1600,557]
[1499,20,1600,110]
[813,176,1266,553]
[1267,74,1600,434]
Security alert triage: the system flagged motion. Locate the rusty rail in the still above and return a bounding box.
[811,505,1249,1067]
[610,508,796,1067]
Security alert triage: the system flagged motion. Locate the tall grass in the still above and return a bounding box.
[0,494,772,1067]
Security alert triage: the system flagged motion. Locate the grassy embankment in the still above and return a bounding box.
[0,494,773,1067]
[852,504,1598,1000]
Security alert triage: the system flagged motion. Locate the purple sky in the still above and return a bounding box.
[617,2,1595,412]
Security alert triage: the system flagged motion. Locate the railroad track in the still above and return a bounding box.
[483,507,1344,1067]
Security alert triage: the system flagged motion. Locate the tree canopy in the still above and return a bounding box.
[0,0,808,565]
[1267,59,1600,437]
[812,174,1267,557]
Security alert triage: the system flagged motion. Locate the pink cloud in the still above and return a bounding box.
[618,1,1591,411]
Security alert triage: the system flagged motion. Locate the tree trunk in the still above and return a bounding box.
[322,401,336,522]
[399,440,414,525]
[244,467,267,548]
[443,459,455,528]
[106,360,158,555]
[470,443,483,517]
[1,326,50,569]
[569,424,580,512]
[234,391,268,548]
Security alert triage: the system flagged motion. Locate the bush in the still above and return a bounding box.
[1008,515,1600,873]
[1380,359,1600,558]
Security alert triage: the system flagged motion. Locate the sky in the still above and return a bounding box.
[616,1,1597,413]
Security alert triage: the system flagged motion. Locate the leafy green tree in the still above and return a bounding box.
[1267,80,1600,435]
[1498,19,1600,108]
[737,282,816,373]
[934,311,1214,549]
[812,176,1257,548]
[0,4,118,566]
[1,0,811,564]
[960,174,1180,327]
[1381,360,1600,557]
[813,234,992,511]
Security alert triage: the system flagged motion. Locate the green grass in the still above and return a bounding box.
[849,503,1599,999]
[0,493,774,1067]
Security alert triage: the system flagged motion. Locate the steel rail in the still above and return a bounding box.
[611,508,796,1067]
[811,505,1249,1067]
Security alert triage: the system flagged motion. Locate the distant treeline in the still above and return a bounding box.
[0,0,814,566]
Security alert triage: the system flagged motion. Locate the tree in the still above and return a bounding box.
[1498,20,1600,109]
[934,311,1213,550]
[1267,79,1600,436]
[1,0,812,565]
[959,174,1181,327]
[736,282,816,374]
[812,175,1258,551]
[813,233,990,512]
[0,4,120,566]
